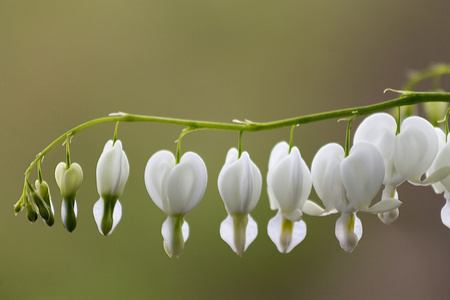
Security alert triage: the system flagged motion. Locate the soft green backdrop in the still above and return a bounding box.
[2,1,450,299]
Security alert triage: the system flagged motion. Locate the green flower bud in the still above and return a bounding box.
[55,162,83,233]
[32,180,55,227]
[25,195,38,223]
[55,162,83,198]
[14,200,24,215]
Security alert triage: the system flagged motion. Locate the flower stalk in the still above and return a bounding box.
[14,90,450,211]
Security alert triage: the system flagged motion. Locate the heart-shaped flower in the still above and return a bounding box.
[145,150,207,258]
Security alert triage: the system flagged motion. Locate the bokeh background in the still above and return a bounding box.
[2,1,450,299]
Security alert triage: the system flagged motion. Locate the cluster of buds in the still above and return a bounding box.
[14,103,450,257]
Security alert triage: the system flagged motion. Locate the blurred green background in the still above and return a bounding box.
[2,1,450,299]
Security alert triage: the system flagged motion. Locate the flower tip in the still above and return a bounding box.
[220,214,258,255]
[378,208,399,225]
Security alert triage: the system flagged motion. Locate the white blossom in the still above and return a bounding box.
[94,140,129,236]
[353,113,438,224]
[311,142,400,252]
[145,150,207,258]
[266,142,311,253]
[426,128,450,228]
[218,148,261,256]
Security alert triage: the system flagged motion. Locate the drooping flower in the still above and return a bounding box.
[145,150,207,258]
[353,113,439,224]
[55,162,83,232]
[266,141,311,253]
[218,148,262,256]
[426,128,450,228]
[311,142,401,253]
[94,140,129,236]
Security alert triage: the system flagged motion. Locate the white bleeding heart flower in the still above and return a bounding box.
[266,141,311,253]
[311,142,401,253]
[55,162,83,232]
[145,150,207,258]
[353,113,438,224]
[426,128,450,228]
[218,148,261,256]
[94,140,129,236]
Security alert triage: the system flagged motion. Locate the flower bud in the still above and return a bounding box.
[31,180,55,227]
[94,140,129,236]
[25,195,38,223]
[55,162,83,232]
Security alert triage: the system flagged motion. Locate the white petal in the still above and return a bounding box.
[353,113,397,162]
[166,152,207,215]
[362,198,402,214]
[441,197,450,229]
[341,142,385,210]
[218,150,261,214]
[353,113,400,185]
[96,140,129,198]
[378,208,399,225]
[268,141,290,171]
[161,216,189,258]
[267,146,311,216]
[55,162,66,189]
[395,117,438,182]
[144,150,176,212]
[267,187,279,211]
[93,198,122,236]
[267,211,306,253]
[335,213,362,253]
[302,200,337,216]
[427,140,450,191]
[311,143,346,211]
[220,214,257,255]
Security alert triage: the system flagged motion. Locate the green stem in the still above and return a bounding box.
[344,116,356,157]
[65,137,71,168]
[15,91,450,208]
[238,130,243,158]
[113,121,120,144]
[445,107,450,142]
[402,63,450,91]
[289,125,297,153]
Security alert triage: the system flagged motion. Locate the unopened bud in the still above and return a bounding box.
[55,162,83,232]
[25,195,38,223]
[32,180,55,227]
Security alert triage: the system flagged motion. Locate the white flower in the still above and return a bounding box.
[311,142,400,253]
[55,162,83,232]
[353,113,438,224]
[94,140,129,236]
[145,150,207,258]
[218,148,261,256]
[266,141,311,253]
[426,128,450,228]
